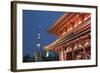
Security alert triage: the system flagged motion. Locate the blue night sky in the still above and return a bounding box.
[23,10,64,57]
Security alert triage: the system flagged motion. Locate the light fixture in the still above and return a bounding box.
[84,17,88,21]
[74,24,77,27]
[70,27,72,30]
[78,21,82,25]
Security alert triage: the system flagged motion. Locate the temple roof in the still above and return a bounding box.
[45,12,91,51]
[48,12,90,36]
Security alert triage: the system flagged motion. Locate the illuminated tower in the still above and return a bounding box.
[34,25,42,62]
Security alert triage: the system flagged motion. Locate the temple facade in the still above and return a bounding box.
[45,12,91,61]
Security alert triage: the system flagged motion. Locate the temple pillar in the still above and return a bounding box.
[59,51,64,61]
[58,50,67,61]
[80,38,87,59]
[63,51,67,60]
[71,46,74,60]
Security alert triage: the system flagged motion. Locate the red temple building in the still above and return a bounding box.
[44,12,91,61]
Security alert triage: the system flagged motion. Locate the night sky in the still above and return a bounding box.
[23,10,64,57]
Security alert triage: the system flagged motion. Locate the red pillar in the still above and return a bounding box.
[59,51,64,61]
[63,51,67,60]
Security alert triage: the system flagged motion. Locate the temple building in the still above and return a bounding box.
[44,12,91,61]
